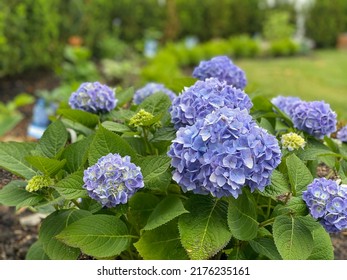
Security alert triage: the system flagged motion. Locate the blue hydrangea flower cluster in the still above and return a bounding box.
[69,82,117,113]
[271,96,301,116]
[170,78,252,128]
[192,56,247,90]
[290,101,337,139]
[83,153,144,208]
[337,125,347,142]
[302,178,347,233]
[133,82,176,105]
[271,96,337,139]
[168,107,281,198]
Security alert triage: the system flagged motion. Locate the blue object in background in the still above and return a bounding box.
[144,39,158,58]
[27,98,50,139]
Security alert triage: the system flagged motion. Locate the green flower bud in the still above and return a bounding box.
[281,132,306,151]
[129,109,155,127]
[26,175,54,192]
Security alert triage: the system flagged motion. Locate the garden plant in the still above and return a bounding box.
[0,55,347,260]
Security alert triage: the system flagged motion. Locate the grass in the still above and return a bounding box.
[236,50,347,120]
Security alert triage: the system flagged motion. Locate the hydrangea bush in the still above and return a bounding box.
[0,57,347,260]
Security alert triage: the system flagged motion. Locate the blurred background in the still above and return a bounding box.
[0,0,346,139]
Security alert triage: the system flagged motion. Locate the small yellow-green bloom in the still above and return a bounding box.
[281,132,306,151]
[26,175,54,192]
[129,109,155,127]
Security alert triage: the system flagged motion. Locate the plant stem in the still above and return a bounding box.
[266,197,272,218]
[258,217,275,228]
[71,199,81,208]
[142,127,154,154]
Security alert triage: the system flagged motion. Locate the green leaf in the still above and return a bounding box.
[108,109,135,122]
[116,87,134,107]
[25,156,66,177]
[137,92,171,116]
[251,95,273,112]
[249,238,282,260]
[0,114,23,136]
[228,191,258,240]
[79,197,103,214]
[128,193,160,231]
[151,126,176,142]
[88,125,137,165]
[307,225,334,260]
[259,118,275,135]
[143,196,188,231]
[57,215,132,258]
[135,220,188,260]
[61,118,94,136]
[274,197,308,216]
[0,142,37,179]
[12,93,35,108]
[286,153,313,196]
[57,108,99,129]
[101,121,132,133]
[55,171,88,200]
[138,155,171,185]
[39,209,91,260]
[61,135,94,173]
[26,240,50,260]
[297,139,340,161]
[273,215,314,260]
[146,170,172,192]
[178,195,231,260]
[262,170,291,199]
[36,120,68,158]
[0,180,44,208]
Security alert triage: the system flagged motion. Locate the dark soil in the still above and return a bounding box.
[0,170,38,260]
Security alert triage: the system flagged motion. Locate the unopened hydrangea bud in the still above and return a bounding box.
[281,132,306,151]
[83,153,144,208]
[26,175,54,192]
[69,82,117,113]
[303,178,347,233]
[129,109,155,127]
[192,56,247,89]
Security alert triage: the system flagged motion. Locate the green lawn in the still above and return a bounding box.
[237,50,347,120]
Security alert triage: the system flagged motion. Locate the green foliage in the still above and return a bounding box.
[228,191,258,241]
[40,209,91,260]
[0,76,342,261]
[0,93,35,136]
[263,11,295,41]
[57,215,132,258]
[305,0,347,48]
[0,0,62,76]
[178,195,231,259]
[273,215,314,260]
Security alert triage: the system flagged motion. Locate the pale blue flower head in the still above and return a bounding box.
[83,153,144,207]
[303,178,347,233]
[337,125,347,142]
[291,101,337,139]
[170,78,252,129]
[69,82,117,113]
[168,107,281,198]
[271,95,302,116]
[192,55,247,89]
[133,82,176,105]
